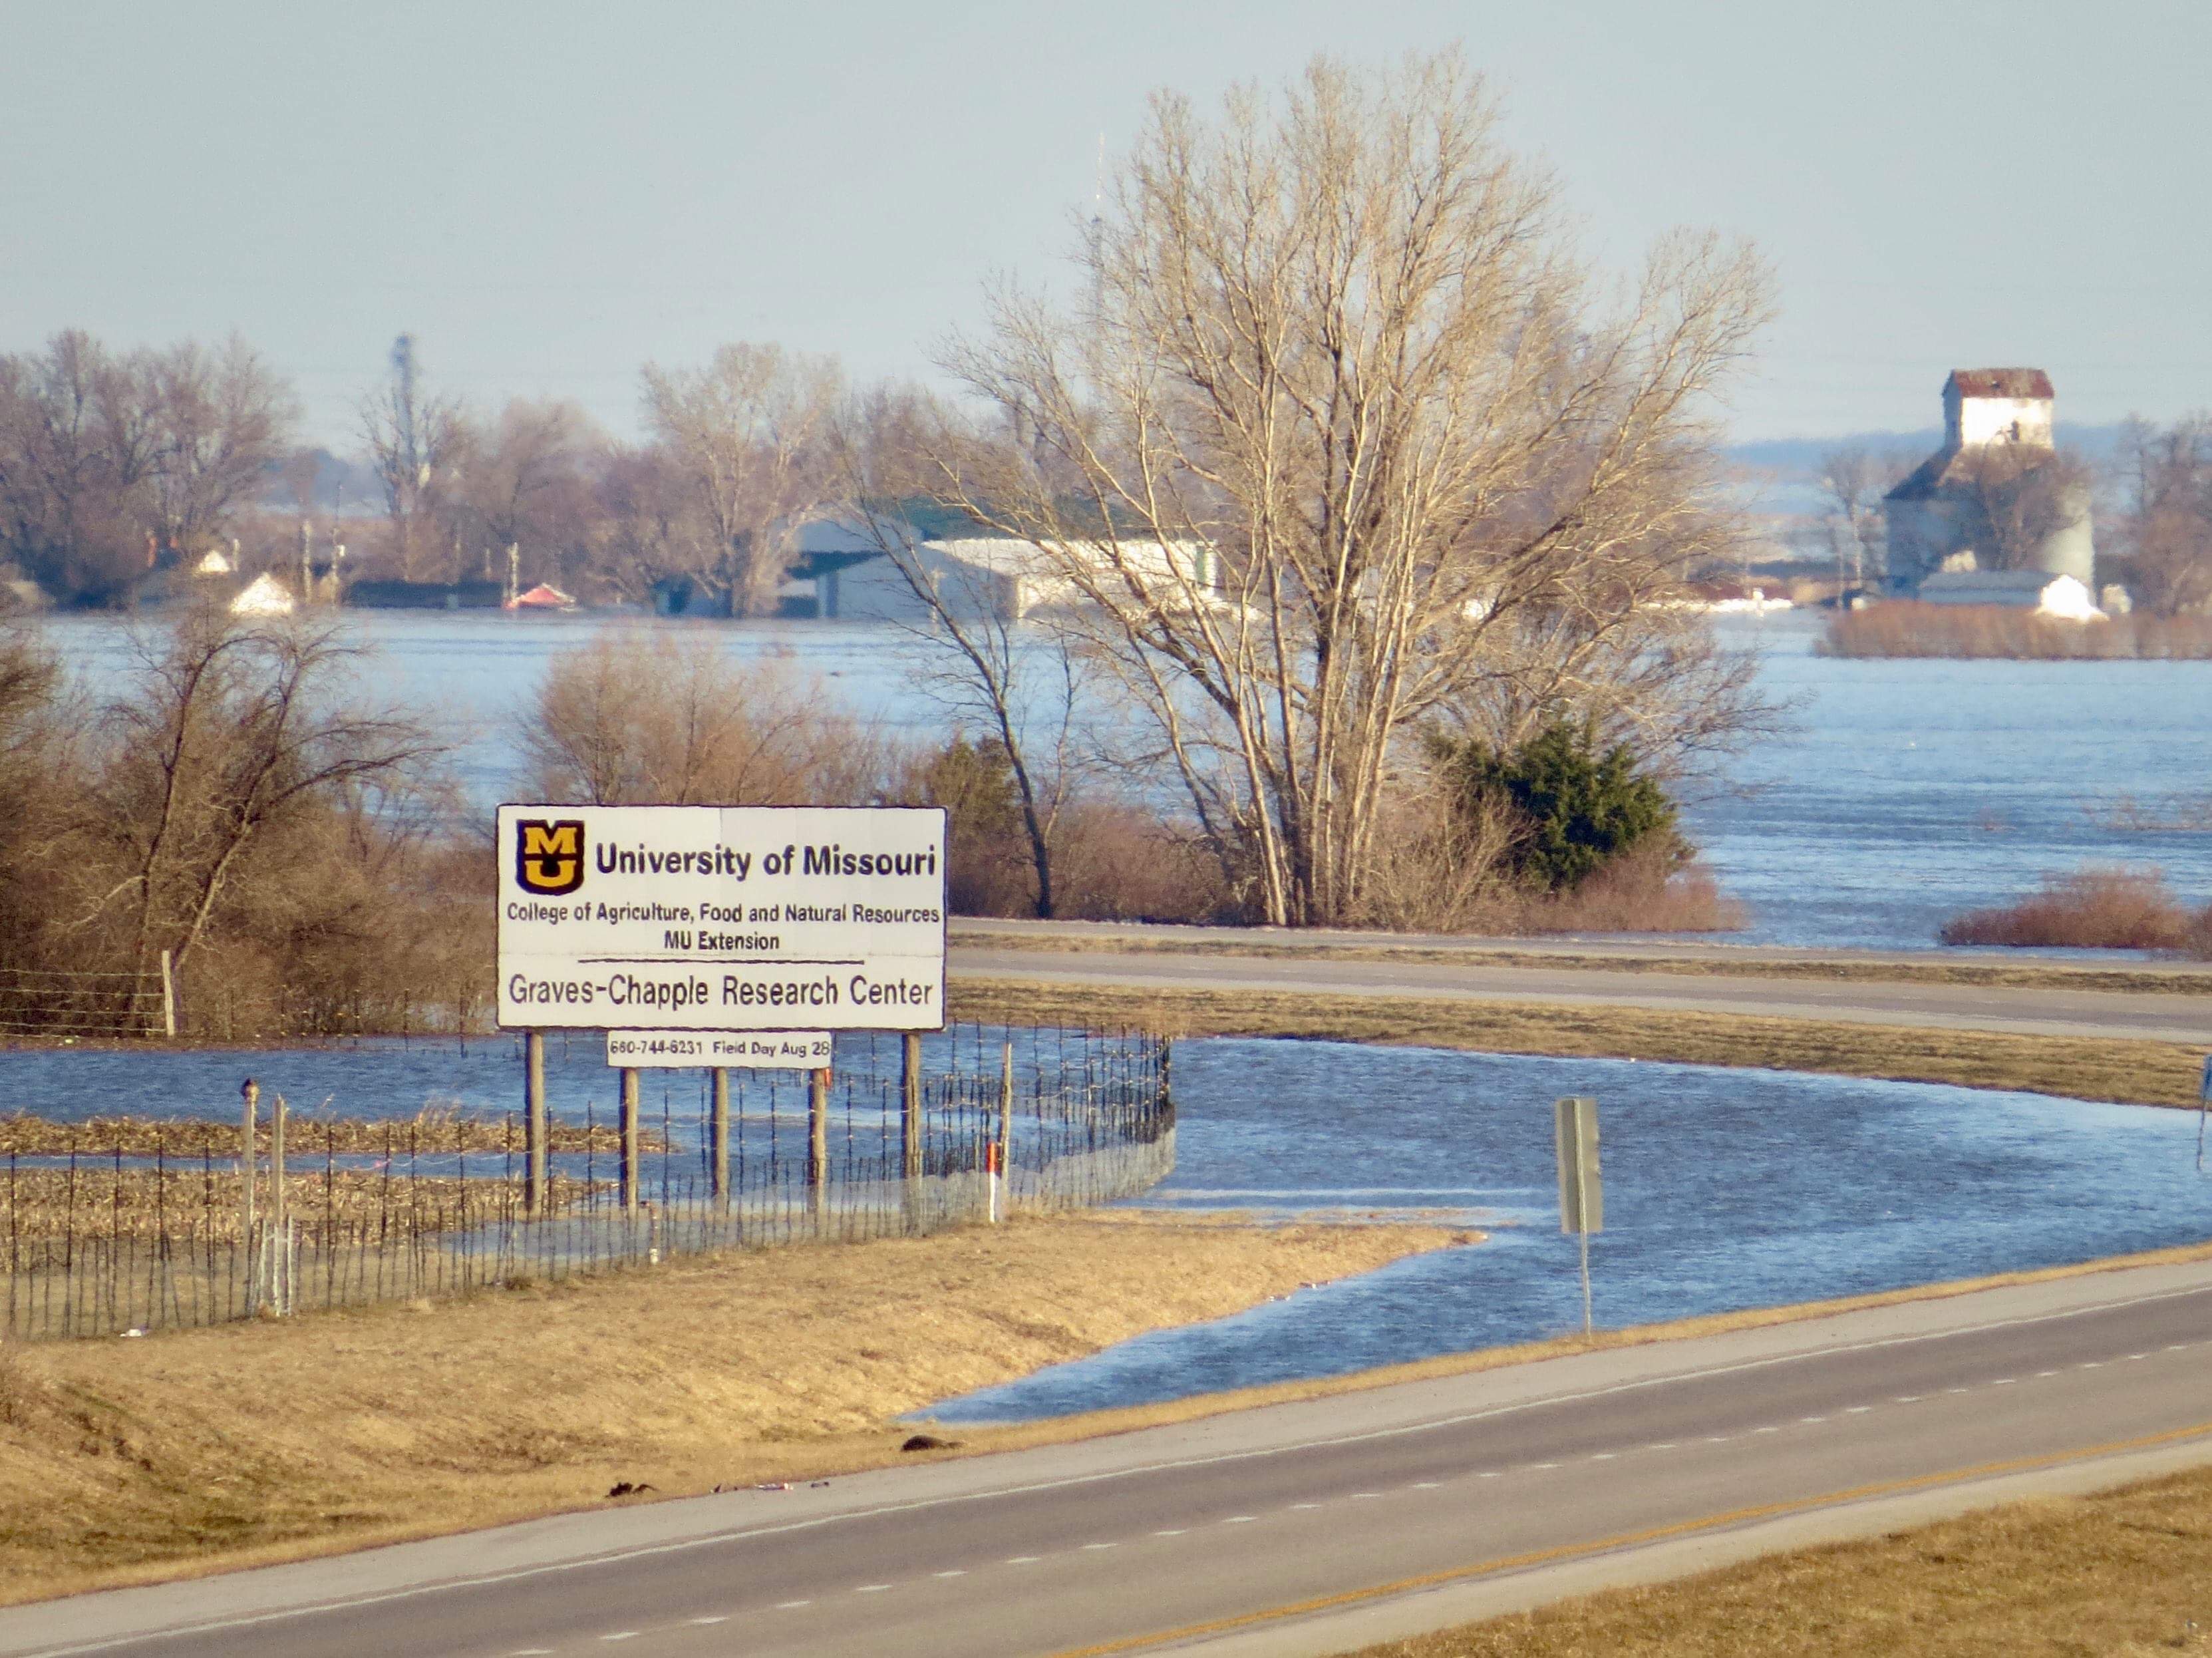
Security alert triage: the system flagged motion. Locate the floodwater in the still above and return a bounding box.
[927,1037,2212,1422]
[27,607,2212,951]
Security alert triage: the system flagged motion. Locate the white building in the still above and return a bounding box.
[1914,569,2104,620]
[818,528,1218,623]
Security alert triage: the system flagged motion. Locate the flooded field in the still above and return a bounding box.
[930,1037,2212,1420]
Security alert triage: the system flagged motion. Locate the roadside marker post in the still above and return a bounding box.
[2196,1055,2211,1172]
[1555,1096,1603,1338]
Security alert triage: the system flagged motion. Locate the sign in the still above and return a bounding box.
[1555,1096,1602,1236]
[606,1030,832,1069]
[497,804,948,1033]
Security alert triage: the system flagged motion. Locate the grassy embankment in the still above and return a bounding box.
[958,926,2212,995]
[951,979,2209,1109]
[1346,1462,2212,1657]
[0,1211,1462,1604]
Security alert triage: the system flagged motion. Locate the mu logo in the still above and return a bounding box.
[515,818,586,896]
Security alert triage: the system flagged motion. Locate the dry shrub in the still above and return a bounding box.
[1823,602,2212,661]
[1050,802,1237,923]
[1512,840,1745,934]
[1350,784,1523,933]
[1938,867,2201,950]
[525,626,891,805]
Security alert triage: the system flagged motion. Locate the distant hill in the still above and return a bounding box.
[1729,423,2129,480]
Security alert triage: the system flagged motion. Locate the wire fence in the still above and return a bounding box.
[1,1025,1173,1341]
[0,960,172,1042]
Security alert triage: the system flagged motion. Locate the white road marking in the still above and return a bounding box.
[1007,1556,1042,1564]
[1895,1395,1921,1403]
[601,1636,639,1644]
[933,1570,967,1578]
[1801,1416,1827,1423]
[2082,1361,2104,1369]
[1154,1529,1187,1536]
[689,1616,729,1625]
[1754,1426,1780,1434]
[2128,1353,2149,1361]
[1706,1435,1731,1442]
[775,1600,811,1609]
[1224,1516,1257,1524]
[1993,1379,2016,1385]
[1845,1407,1871,1414]
[1590,1453,1617,1461]
[854,1585,891,1593]
[1531,1462,1560,1470]
[2038,1371,2058,1377]
[1946,1388,1970,1395]
[1411,1480,1442,1488]
[1290,1503,1321,1510]
[1647,1442,1678,1449]
[1478,1470,1501,1478]
[2170,1344,2191,1352]
[1351,1492,1381,1498]
[1082,1542,1119,1550]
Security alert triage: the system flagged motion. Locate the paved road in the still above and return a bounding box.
[951,935,2212,1045]
[14,1260,2212,1658]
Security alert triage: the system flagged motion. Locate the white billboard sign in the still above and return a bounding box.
[497,804,947,1033]
[605,1031,832,1069]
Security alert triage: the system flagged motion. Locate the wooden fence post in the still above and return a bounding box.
[269,1092,288,1315]
[619,1067,640,1214]
[711,1067,730,1213]
[807,1066,829,1221]
[901,1033,922,1180]
[158,949,176,1039]
[239,1078,258,1313]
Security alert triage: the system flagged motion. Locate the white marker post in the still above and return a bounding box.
[1555,1096,1603,1339]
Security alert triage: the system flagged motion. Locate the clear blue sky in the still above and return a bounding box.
[3,0,2204,450]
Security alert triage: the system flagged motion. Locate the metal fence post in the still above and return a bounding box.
[619,1067,640,1214]
[711,1067,730,1213]
[524,1031,548,1216]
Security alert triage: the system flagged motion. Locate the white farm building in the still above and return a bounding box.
[815,522,1218,624]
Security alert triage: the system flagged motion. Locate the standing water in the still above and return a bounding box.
[928,1038,2212,1422]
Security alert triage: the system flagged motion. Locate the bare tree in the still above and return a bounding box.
[524,627,888,806]
[640,343,842,615]
[921,53,1775,927]
[1957,443,2095,572]
[146,336,299,560]
[359,335,468,581]
[451,398,607,587]
[78,611,443,977]
[0,332,165,603]
[1814,446,1912,589]
[2112,414,2212,616]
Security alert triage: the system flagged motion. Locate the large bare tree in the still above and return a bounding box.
[0,331,296,605]
[918,53,1774,927]
[640,343,842,615]
[2112,414,2212,617]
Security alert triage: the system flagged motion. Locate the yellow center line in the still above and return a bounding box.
[1046,1418,2212,1657]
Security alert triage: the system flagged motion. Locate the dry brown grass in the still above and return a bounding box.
[0,1210,1458,1603]
[957,927,2212,996]
[1822,601,2212,660]
[949,979,2210,1108]
[0,1110,648,1156]
[1346,1464,2212,1657]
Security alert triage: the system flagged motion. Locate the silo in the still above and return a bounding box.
[2033,481,2096,585]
